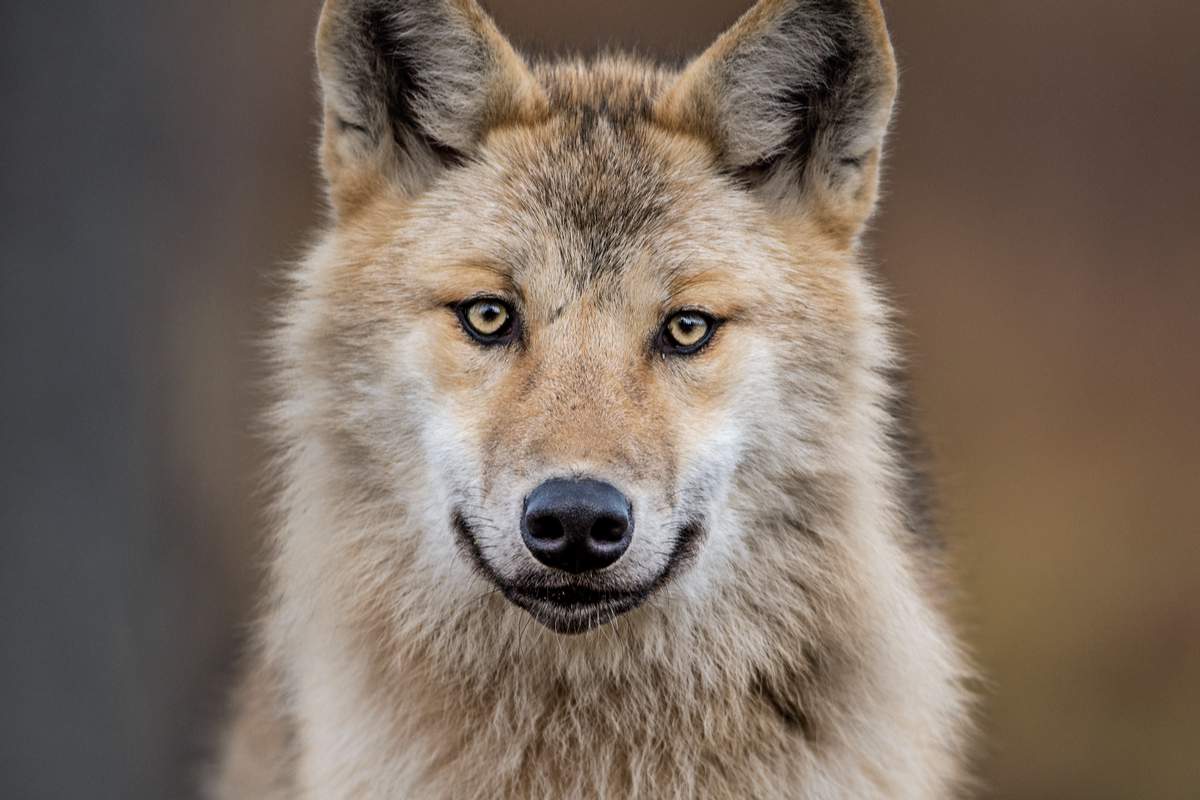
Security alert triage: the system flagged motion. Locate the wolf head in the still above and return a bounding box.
[282,0,900,638]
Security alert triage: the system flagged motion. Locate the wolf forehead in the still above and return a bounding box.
[436,58,734,290]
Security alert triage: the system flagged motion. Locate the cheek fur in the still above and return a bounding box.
[663,329,749,428]
[418,311,523,403]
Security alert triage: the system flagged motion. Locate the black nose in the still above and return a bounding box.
[521,478,633,573]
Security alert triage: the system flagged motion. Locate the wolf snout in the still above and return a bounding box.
[521,479,633,574]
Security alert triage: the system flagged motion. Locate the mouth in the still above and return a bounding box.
[501,584,647,634]
[452,511,705,635]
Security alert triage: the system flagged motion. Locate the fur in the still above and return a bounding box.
[211,1,973,797]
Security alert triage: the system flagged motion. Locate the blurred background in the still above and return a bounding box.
[1,1,1197,797]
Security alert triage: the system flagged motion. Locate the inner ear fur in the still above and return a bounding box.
[658,0,899,247]
[315,0,545,212]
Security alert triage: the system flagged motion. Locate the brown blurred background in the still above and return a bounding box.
[1,1,1197,798]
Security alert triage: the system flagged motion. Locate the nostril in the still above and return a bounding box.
[590,514,628,544]
[526,513,564,542]
[521,478,634,573]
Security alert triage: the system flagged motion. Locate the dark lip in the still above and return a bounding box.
[501,584,647,635]
[452,510,706,635]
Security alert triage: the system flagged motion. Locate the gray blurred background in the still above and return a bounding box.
[1,1,1197,798]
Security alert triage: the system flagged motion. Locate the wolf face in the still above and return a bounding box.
[321,114,791,634]
[219,4,972,797]
[290,0,898,637]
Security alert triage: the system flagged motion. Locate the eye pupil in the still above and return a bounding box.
[460,298,514,342]
[663,311,715,353]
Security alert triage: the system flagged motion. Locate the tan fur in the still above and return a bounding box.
[213,1,972,797]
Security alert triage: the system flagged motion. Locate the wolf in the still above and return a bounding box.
[211,0,972,797]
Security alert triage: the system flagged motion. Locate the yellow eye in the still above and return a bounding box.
[458,297,515,343]
[661,310,716,354]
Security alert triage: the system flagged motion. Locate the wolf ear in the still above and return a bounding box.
[315,0,543,212]
[659,0,898,246]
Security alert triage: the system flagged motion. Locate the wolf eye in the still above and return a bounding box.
[456,297,516,344]
[659,310,717,355]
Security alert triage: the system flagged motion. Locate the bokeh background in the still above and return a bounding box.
[2,1,1197,797]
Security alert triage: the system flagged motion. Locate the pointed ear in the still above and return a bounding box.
[315,0,544,212]
[659,0,898,246]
